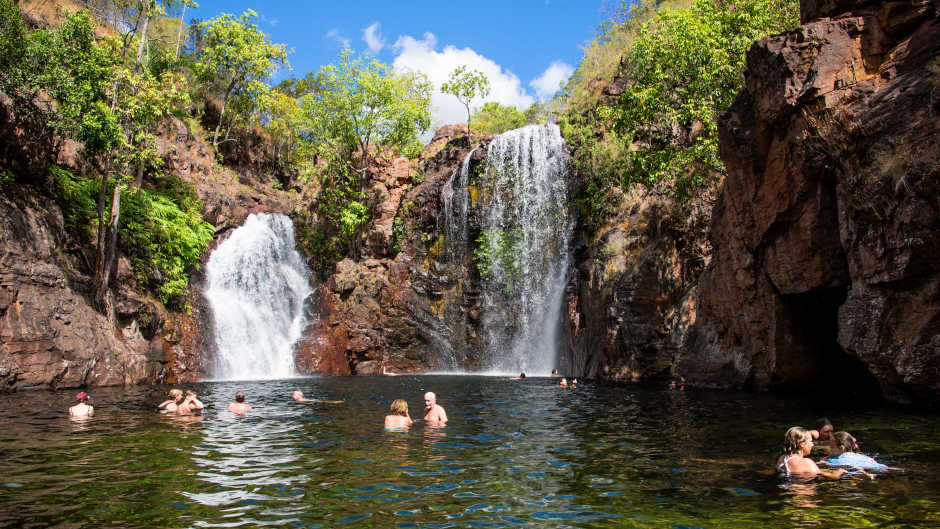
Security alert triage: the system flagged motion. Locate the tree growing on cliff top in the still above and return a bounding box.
[194,9,289,147]
[299,48,432,271]
[441,65,490,138]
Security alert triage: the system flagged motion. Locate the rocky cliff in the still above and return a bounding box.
[687,0,939,403]
[293,126,489,375]
[0,109,298,390]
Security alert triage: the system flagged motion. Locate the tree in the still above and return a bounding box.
[611,0,798,197]
[301,49,432,180]
[298,48,432,269]
[471,101,551,135]
[194,9,289,147]
[441,65,490,137]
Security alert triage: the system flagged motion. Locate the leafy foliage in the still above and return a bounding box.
[119,178,214,304]
[441,65,491,137]
[194,9,289,147]
[474,228,522,294]
[49,166,99,240]
[560,0,798,228]
[297,49,432,276]
[471,102,550,135]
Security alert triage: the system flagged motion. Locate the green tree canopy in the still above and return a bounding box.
[441,65,490,137]
[471,102,551,135]
[194,9,289,146]
[298,48,432,275]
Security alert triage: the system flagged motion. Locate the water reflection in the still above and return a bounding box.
[0,377,939,528]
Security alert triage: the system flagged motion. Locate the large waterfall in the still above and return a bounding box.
[450,124,572,375]
[204,213,313,380]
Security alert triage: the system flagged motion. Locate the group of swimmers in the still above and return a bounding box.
[384,391,448,430]
[777,417,891,479]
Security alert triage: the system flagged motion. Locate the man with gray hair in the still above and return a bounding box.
[423,392,447,426]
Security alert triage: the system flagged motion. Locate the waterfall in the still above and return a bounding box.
[441,148,477,265]
[204,213,313,380]
[475,124,572,375]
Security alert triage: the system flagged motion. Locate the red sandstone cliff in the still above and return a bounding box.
[689,0,939,403]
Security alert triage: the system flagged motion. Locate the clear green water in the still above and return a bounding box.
[1,376,938,528]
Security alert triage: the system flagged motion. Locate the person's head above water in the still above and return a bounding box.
[830,431,858,456]
[551,369,559,376]
[390,399,409,416]
[292,390,304,401]
[519,373,525,379]
[169,389,183,401]
[783,426,814,456]
[815,417,834,441]
[424,392,436,409]
[235,392,246,403]
[75,391,89,403]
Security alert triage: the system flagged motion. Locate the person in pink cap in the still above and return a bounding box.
[69,391,94,417]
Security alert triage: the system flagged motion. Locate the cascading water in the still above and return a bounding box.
[204,213,313,380]
[472,124,572,375]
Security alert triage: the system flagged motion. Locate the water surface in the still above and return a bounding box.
[1,376,938,528]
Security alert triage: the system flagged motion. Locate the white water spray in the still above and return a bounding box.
[204,213,313,380]
[475,124,572,375]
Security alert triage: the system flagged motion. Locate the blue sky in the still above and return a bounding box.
[188,1,609,128]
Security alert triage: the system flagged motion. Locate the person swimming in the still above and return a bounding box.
[69,391,94,417]
[384,398,412,430]
[776,426,844,480]
[158,389,184,413]
[825,431,890,471]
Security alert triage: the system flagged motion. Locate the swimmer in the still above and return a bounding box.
[571,378,578,387]
[69,391,94,417]
[509,373,526,380]
[776,426,844,480]
[227,392,252,414]
[384,398,412,430]
[158,389,184,413]
[825,431,890,472]
[551,369,559,376]
[559,377,568,387]
[177,390,204,415]
[423,392,447,426]
[814,417,834,441]
[292,390,344,404]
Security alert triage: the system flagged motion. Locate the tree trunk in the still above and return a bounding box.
[134,3,152,74]
[213,88,232,147]
[174,3,187,59]
[94,184,122,309]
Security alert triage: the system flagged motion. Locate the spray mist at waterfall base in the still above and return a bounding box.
[204,213,314,381]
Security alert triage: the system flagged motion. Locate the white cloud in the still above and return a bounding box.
[390,32,535,131]
[530,61,574,101]
[325,28,350,49]
[362,22,385,54]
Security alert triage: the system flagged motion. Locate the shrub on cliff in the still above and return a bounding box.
[560,0,798,227]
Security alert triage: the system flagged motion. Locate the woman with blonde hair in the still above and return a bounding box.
[158,389,184,413]
[776,426,844,480]
[384,399,412,430]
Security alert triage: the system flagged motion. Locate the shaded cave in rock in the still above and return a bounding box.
[779,286,883,402]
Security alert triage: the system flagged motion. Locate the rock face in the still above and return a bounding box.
[563,188,712,384]
[0,187,165,389]
[690,0,940,402]
[293,126,489,374]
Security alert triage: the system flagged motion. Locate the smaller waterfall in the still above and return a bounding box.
[205,213,313,380]
[441,148,477,264]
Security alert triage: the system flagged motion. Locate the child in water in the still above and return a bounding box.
[825,431,890,471]
[384,399,412,430]
[776,426,844,480]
